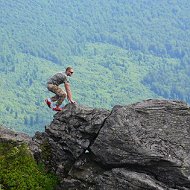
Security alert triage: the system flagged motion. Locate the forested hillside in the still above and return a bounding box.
[1,0,190,135]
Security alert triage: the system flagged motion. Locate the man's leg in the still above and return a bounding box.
[47,84,67,107]
[55,88,66,107]
[51,95,59,102]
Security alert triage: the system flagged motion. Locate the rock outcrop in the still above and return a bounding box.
[2,99,190,190]
[33,99,190,190]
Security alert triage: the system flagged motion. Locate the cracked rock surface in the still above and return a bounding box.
[2,99,190,189]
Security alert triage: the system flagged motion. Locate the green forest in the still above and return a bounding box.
[1,0,190,135]
[0,141,58,189]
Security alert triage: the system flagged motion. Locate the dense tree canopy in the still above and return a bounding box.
[1,0,190,134]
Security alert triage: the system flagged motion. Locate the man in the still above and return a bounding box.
[45,67,76,111]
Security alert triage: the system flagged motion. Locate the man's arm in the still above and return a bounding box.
[64,82,75,103]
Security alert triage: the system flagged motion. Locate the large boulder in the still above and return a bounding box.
[33,103,110,178]
[90,99,190,189]
[3,99,190,190]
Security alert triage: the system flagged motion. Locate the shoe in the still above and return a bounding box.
[45,99,52,108]
[52,106,62,111]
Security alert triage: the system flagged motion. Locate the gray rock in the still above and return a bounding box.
[0,126,31,143]
[91,99,190,189]
[95,168,175,190]
[32,103,110,177]
[2,99,190,190]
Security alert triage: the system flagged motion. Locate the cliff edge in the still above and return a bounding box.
[1,99,190,190]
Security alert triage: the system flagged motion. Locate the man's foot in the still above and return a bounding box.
[45,98,52,108]
[52,106,62,111]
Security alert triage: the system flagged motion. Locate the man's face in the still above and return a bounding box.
[66,69,74,76]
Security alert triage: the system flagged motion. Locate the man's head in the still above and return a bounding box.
[66,67,74,76]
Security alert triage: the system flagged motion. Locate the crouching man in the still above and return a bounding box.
[45,67,76,111]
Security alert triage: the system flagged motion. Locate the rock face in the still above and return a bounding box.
[0,126,31,143]
[33,103,110,180]
[2,99,190,190]
[0,126,39,159]
[31,100,190,190]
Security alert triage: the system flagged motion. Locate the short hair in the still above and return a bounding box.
[66,67,73,71]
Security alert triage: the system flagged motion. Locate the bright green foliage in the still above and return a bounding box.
[0,142,58,190]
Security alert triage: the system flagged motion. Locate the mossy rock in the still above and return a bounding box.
[40,139,52,162]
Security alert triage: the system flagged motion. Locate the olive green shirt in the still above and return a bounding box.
[47,72,69,86]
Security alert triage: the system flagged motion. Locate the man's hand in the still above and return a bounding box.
[69,99,76,104]
[65,82,76,104]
